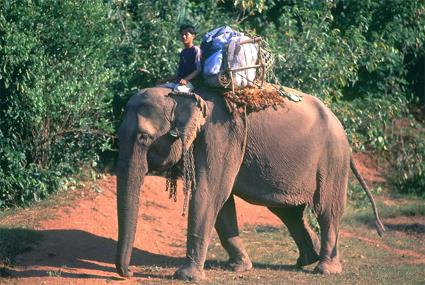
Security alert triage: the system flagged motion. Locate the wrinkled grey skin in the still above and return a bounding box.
[115,86,384,280]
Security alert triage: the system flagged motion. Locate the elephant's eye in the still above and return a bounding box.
[137,133,152,146]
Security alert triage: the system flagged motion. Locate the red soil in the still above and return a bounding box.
[5,175,281,284]
[351,152,386,185]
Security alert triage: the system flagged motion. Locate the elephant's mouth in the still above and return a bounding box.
[147,136,182,171]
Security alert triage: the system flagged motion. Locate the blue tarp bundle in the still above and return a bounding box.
[201,26,241,76]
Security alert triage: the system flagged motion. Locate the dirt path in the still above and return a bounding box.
[1,153,422,284]
[3,175,282,284]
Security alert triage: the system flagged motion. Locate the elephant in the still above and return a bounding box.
[115,85,385,280]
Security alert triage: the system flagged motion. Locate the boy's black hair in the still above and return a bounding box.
[179,24,196,35]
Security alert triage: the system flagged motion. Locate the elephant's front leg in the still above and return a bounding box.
[173,115,246,281]
[173,176,226,281]
[215,195,252,272]
[174,152,245,279]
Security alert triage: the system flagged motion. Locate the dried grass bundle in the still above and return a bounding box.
[222,83,286,114]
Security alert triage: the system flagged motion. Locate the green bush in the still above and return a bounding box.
[0,1,117,208]
[390,123,425,197]
[333,96,410,151]
[254,1,363,102]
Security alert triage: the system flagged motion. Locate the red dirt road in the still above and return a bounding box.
[4,175,281,284]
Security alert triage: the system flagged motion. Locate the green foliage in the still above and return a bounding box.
[0,1,116,208]
[254,1,363,102]
[390,123,425,197]
[347,179,383,209]
[231,0,266,13]
[248,0,424,103]
[1,0,424,208]
[306,207,320,235]
[334,96,410,151]
[334,0,425,101]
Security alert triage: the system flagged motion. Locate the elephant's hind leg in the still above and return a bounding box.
[215,195,252,272]
[314,208,343,274]
[268,205,320,267]
[313,164,348,274]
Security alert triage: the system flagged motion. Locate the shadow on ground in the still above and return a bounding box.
[3,228,184,280]
[385,223,425,234]
[2,228,309,281]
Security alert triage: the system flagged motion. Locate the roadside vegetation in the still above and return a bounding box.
[0,1,424,209]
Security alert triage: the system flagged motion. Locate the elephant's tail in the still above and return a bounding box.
[350,156,386,237]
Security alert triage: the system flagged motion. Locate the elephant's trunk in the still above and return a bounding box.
[115,137,147,277]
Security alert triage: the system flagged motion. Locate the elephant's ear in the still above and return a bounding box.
[170,93,208,151]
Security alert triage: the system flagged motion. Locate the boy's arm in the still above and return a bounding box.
[179,69,200,85]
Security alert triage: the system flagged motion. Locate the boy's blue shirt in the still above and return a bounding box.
[176,46,201,81]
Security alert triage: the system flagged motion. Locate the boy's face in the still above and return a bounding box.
[180,28,195,47]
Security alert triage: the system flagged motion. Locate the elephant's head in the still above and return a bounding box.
[115,87,208,277]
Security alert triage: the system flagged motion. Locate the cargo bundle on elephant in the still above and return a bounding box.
[201,26,274,92]
[200,26,302,114]
[115,83,385,281]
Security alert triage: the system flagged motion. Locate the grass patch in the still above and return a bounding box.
[0,227,42,264]
[140,223,425,284]
[139,204,425,284]
[379,201,425,217]
[343,199,425,230]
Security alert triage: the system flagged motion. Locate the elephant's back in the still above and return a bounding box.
[246,94,346,144]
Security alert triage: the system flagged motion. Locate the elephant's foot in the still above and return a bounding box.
[314,258,342,274]
[173,263,205,281]
[228,256,253,272]
[296,251,320,267]
[116,264,133,278]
